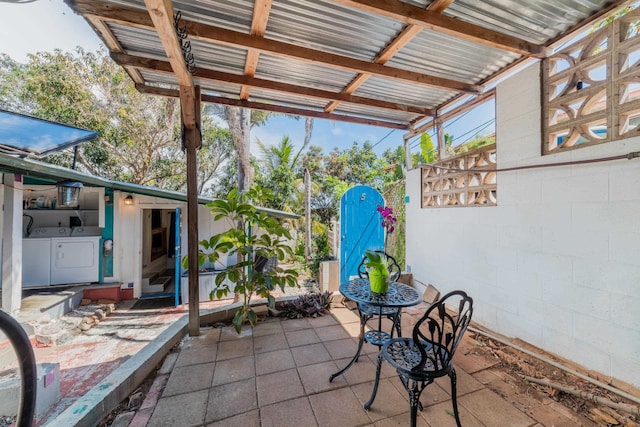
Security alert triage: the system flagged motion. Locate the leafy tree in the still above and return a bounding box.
[255,136,305,211]
[452,133,495,155]
[0,48,228,193]
[204,105,272,192]
[301,141,386,225]
[323,141,382,186]
[208,152,263,199]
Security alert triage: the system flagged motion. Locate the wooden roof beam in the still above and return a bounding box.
[325,0,455,113]
[405,89,496,139]
[112,52,436,116]
[135,84,409,129]
[427,0,456,14]
[186,22,481,93]
[324,24,422,113]
[70,0,481,94]
[240,0,272,100]
[333,0,549,57]
[143,0,197,129]
[84,15,145,85]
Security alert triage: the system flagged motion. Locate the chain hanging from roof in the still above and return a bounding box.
[173,11,196,74]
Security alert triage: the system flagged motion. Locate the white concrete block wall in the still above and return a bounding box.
[406,62,640,388]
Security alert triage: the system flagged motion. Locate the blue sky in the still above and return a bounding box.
[0,1,492,157]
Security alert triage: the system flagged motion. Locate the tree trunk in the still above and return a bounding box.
[304,168,311,261]
[224,106,253,303]
[224,106,253,192]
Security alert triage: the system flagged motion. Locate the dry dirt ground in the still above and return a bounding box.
[460,331,639,427]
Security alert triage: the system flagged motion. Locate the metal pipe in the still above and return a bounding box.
[0,310,37,427]
[467,325,640,406]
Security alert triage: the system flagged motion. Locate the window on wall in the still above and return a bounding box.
[543,8,640,154]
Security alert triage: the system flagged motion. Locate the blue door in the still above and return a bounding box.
[340,185,384,284]
[174,207,182,306]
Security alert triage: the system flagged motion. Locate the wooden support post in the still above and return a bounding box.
[186,86,201,336]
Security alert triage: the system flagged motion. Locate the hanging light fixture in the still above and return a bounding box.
[124,195,134,205]
[56,180,83,208]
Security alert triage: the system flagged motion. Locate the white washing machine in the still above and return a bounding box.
[23,227,72,288]
[23,227,101,286]
[22,238,52,287]
[50,236,101,285]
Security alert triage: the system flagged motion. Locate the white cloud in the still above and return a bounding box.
[0,1,103,63]
[331,125,343,136]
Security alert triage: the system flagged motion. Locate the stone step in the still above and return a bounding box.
[142,276,171,294]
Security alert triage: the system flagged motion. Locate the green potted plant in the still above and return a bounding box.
[364,250,390,294]
[183,188,299,333]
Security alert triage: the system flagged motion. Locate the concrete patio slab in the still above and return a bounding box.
[215,336,253,360]
[458,388,537,426]
[259,396,317,427]
[173,345,217,367]
[125,305,609,427]
[254,348,295,376]
[256,368,305,406]
[284,328,320,347]
[253,331,288,353]
[205,377,257,423]
[163,362,214,396]
[146,389,208,427]
[291,342,332,366]
[308,386,372,426]
[211,355,255,386]
[30,294,622,426]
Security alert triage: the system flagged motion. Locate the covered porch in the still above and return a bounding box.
[38,0,640,424]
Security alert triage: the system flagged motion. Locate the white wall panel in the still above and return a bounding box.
[406,61,640,387]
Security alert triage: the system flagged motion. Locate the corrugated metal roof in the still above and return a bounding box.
[68,0,621,130]
[333,102,420,125]
[387,29,521,83]
[255,54,357,93]
[138,69,244,98]
[173,0,254,32]
[189,39,248,75]
[267,0,403,61]
[445,0,609,43]
[356,76,456,110]
[249,88,330,111]
[108,23,165,59]
[0,153,298,218]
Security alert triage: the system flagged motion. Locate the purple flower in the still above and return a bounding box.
[377,205,397,235]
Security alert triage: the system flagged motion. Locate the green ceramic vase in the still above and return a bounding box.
[369,270,389,294]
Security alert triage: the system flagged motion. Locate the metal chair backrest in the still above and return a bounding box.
[412,290,473,375]
[357,250,401,282]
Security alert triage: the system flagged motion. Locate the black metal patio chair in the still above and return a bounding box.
[357,250,403,338]
[364,290,474,427]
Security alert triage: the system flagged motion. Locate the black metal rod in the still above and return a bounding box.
[0,310,37,427]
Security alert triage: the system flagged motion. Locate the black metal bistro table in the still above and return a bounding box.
[330,277,422,382]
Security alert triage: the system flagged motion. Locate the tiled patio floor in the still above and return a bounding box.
[131,303,595,427]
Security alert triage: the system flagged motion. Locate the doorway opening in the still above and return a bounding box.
[140,208,180,305]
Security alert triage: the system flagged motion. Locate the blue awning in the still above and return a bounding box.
[0,109,98,158]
